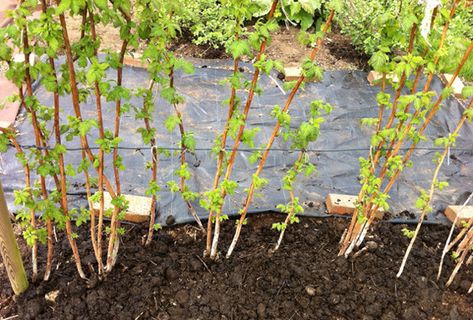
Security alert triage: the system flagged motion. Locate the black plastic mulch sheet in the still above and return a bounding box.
[1,58,472,226]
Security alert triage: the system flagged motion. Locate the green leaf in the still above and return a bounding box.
[369,51,388,71]
[145,180,161,196]
[361,118,379,128]
[462,86,473,99]
[167,181,180,193]
[95,0,108,10]
[229,40,251,59]
[71,0,86,14]
[164,115,181,133]
[0,134,9,153]
[174,59,195,74]
[328,0,343,12]
[299,0,322,15]
[221,179,238,196]
[437,181,449,191]
[402,227,415,239]
[182,132,196,151]
[252,174,268,190]
[441,87,453,99]
[401,13,418,32]
[56,0,71,14]
[65,164,76,177]
[304,162,316,176]
[299,12,314,31]
[464,109,473,122]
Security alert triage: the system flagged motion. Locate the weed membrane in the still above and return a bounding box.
[2,58,472,225]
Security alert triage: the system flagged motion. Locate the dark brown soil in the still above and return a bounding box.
[171,26,370,71]
[264,26,369,71]
[64,14,368,70]
[1,214,473,320]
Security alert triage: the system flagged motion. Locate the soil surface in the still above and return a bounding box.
[65,14,368,71]
[1,214,473,320]
[264,26,369,71]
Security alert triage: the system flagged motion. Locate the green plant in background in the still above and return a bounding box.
[178,0,336,50]
[178,0,238,49]
[337,0,403,55]
[437,2,473,80]
[337,0,473,80]
[253,0,333,30]
[178,0,277,50]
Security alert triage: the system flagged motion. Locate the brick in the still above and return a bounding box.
[325,193,384,219]
[367,71,399,86]
[1,0,44,28]
[92,192,153,223]
[440,74,464,99]
[283,65,321,82]
[445,205,473,227]
[123,53,147,69]
[0,0,17,28]
[284,66,302,81]
[0,76,20,129]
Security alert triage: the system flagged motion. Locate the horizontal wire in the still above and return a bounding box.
[8,144,473,154]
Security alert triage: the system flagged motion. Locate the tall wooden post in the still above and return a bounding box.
[0,180,28,295]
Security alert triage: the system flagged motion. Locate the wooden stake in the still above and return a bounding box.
[0,181,28,295]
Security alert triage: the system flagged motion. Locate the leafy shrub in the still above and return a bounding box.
[336,0,402,55]
[179,0,338,49]
[253,0,334,30]
[440,5,473,80]
[337,0,473,80]
[178,0,237,49]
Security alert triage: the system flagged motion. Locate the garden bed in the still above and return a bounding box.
[1,1,473,318]
[1,213,473,319]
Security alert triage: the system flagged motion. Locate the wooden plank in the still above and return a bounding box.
[325,193,384,219]
[284,66,302,81]
[440,74,465,99]
[367,71,399,86]
[91,192,153,223]
[123,53,147,69]
[445,205,473,227]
